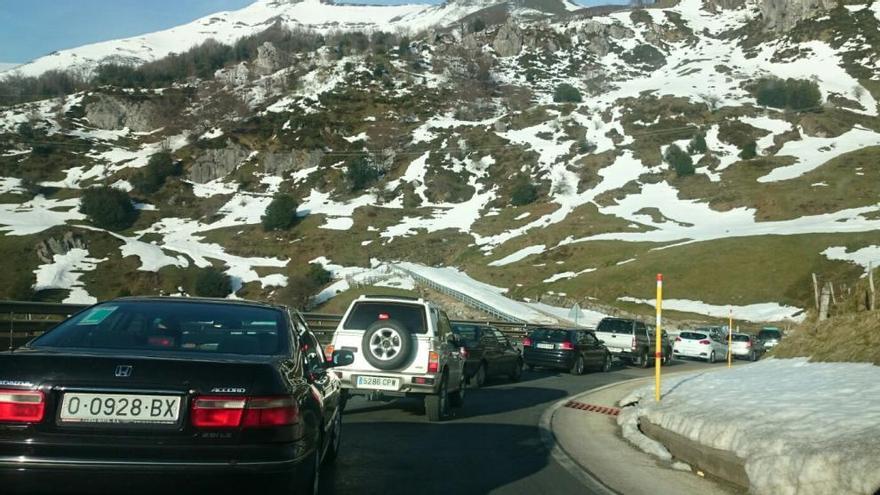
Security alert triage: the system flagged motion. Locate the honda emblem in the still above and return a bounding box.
[114,365,133,378]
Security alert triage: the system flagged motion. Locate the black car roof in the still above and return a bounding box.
[108,296,286,311]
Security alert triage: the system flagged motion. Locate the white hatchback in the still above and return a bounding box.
[673,330,729,363]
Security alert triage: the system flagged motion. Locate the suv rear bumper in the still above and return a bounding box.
[334,369,441,395]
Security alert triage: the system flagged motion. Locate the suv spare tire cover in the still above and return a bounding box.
[361,320,414,370]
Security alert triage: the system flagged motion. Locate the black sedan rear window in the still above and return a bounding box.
[529,329,573,342]
[451,324,482,345]
[31,301,287,355]
[343,302,427,334]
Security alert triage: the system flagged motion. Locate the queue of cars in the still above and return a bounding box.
[0,294,780,493]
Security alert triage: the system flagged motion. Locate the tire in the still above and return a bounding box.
[323,412,342,465]
[708,351,716,364]
[425,375,449,422]
[472,362,487,388]
[450,373,466,408]
[509,359,523,382]
[280,446,320,495]
[640,349,651,369]
[749,351,757,362]
[361,320,413,371]
[570,355,585,375]
[599,353,612,373]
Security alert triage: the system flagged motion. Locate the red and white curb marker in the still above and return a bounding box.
[563,400,621,417]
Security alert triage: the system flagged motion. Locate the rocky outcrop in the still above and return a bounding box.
[760,0,836,31]
[35,232,86,263]
[262,150,324,175]
[189,142,250,183]
[84,94,160,132]
[216,62,250,86]
[254,42,284,76]
[578,21,634,57]
[492,20,523,57]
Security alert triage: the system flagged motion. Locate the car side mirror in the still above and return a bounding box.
[327,350,355,368]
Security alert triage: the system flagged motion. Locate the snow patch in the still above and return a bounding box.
[618,296,805,322]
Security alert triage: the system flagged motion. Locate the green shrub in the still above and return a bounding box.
[621,44,667,69]
[510,178,539,206]
[755,77,822,111]
[553,83,582,103]
[79,186,138,231]
[306,263,332,286]
[131,151,181,194]
[346,157,382,191]
[194,267,232,298]
[687,134,708,154]
[261,193,300,231]
[739,140,757,160]
[664,144,695,176]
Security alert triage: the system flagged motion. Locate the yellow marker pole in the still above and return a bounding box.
[727,309,733,368]
[655,273,663,402]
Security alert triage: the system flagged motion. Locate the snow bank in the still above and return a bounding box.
[822,245,880,274]
[618,296,806,323]
[33,248,106,304]
[488,245,547,267]
[619,359,880,495]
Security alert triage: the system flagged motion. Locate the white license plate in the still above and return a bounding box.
[607,347,623,353]
[356,376,400,391]
[536,343,554,350]
[59,393,181,425]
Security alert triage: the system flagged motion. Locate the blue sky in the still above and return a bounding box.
[0,0,625,64]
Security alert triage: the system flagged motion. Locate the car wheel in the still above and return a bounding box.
[425,375,449,422]
[471,362,487,388]
[450,373,466,408]
[509,359,523,382]
[599,353,612,373]
[639,349,651,369]
[749,351,757,362]
[323,413,342,465]
[708,351,716,364]
[570,355,585,375]
[361,320,413,371]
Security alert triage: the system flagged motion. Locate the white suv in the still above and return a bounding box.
[327,295,466,421]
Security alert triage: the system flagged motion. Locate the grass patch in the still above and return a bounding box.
[772,312,880,365]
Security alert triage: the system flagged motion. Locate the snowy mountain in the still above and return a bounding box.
[0,63,19,73]
[4,0,580,80]
[1,0,879,325]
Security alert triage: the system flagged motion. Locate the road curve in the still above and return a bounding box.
[322,359,725,495]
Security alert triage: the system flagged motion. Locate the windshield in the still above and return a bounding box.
[451,324,482,345]
[343,302,427,334]
[596,318,633,334]
[31,301,287,355]
[679,332,707,340]
[732,334,751,342]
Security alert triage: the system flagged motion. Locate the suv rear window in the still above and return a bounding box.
[596,318,633,334]
[344,302,427,334]
[758,329,782,340]
[679,331,707,340]
[529,328,573,342]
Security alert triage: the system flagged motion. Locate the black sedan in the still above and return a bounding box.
[451,324,523,387]
[0,297,353,494]
[522,328,611,375]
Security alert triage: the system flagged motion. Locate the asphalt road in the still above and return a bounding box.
[321,358,734,495]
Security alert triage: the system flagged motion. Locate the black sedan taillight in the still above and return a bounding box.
[190,395,299,428]
[0,389,45,423]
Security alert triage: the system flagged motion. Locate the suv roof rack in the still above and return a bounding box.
[359,294,422,301]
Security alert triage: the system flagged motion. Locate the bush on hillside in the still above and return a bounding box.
[306,263,332,286]
[346,157,382,191]
[194,267,232,298]
[755,77,822,111]
[131,151,181,194]
[687,134,708,154]
[79,186,138,231]
[739,140,757,160]
[664,144,695,176]
[261,194,300,231]
[553,83,582,103]
[510,178,539,206]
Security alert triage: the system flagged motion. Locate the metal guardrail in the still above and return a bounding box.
[1,301,537,350]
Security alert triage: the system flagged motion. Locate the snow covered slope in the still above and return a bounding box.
[4,0,577,79]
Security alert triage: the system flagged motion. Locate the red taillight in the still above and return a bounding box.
[559,341,574,350]
[699,340,711,345]
[0,389,45,423]
[675,337,682,342]
[631,337,637,350]
[459,347,468,360]
[378,313,390,320]
[428,351,440,373]
[522,337,532,347]
[191,396,298,428]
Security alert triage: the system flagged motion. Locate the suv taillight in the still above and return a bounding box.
[0,389,45,423]
[631,336,637,350]
[191,396,299,428]
[559,341,574,350]
[675,337,682,342]
[428,351,440,373]
[522,337,532,347]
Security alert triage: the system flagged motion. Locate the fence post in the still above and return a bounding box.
[819,282,831,321]
[869,263,876,311]
[812,273,820,311]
